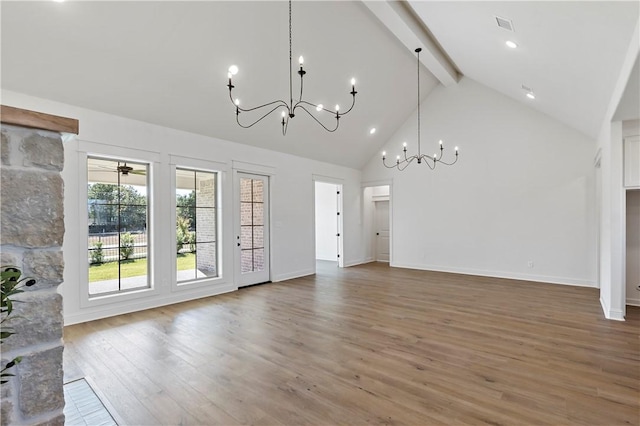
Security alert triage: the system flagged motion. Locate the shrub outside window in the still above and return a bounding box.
[87,157,149,296]
[176,168,218,282]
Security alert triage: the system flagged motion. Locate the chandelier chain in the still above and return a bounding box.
[417,48,421,158]
[226,0,357,135]
[289,0,293,109]
[381,47,459,171]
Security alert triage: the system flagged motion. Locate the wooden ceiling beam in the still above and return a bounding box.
[1,105,79,135]
[362,0,459,87]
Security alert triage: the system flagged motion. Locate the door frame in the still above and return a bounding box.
[233,161,275,287]
[312,175,344,269]
[362,180,393,265]
[594,148,602,290]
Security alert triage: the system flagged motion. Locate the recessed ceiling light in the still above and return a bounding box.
[370,128,376,135]
[505,40,518,49]
[52,0,65,3]
[521,84,535,99]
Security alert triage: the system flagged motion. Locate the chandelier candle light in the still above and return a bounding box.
[227,0,357,135]
[382,48,459,171]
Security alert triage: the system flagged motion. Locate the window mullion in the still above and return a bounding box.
[117,162,122,291]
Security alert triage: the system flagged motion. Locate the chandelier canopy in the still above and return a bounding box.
[227,1,357,135]
[382,48,459,171]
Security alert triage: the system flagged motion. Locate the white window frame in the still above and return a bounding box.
[79,141,162,309]
[170,155,227,291]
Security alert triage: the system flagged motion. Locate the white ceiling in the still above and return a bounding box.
[0,1,439,169]
[406,0,639,138]
[1,1,638,169]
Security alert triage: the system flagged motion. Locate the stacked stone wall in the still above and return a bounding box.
[1,124,65,425]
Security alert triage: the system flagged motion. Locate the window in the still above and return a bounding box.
[176,168,218,282]
[240,177,265,273]
[87,157,149,296]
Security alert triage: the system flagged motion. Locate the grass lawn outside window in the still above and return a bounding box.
[89,253,196,282]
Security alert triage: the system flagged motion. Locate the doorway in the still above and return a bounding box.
[363,184,391,263]
[236,172,270,287]
[626,189,640,306]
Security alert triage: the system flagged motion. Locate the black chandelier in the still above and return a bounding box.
[227,1,357,135]
[382,48,459,171]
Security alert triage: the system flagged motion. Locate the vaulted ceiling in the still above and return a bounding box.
[1,1,638,169]
[405,1,639,138]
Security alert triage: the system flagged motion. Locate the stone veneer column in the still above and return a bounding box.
[1,119,67,425]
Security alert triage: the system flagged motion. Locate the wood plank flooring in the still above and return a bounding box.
[63,262,640,425]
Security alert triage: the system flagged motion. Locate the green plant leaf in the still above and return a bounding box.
[0,331,15,340]
[1,266,36,378]
[4,298,13,316]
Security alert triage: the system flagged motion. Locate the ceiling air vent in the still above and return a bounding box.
[495,15,514,32]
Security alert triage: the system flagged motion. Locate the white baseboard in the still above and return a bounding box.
[64,283,237,325]
[600,296,609,319]
[272,269,314,282]
[316,256,337,262]
[600,296,625,321]
[392,262,597,288]
[344,259,374,267]
[626,297,640,307]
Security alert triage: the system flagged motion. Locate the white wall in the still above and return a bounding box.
[597,17,639,319]
[315,181,338,261]
[1,90,365,325]
[598,119,622,318]
[362,77,597,287]
[372,185,390,198]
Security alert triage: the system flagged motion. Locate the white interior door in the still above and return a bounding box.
[375,200,390,262]
[236,172,270,287]
[314,182,338,261]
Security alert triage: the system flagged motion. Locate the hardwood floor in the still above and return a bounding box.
[63,262,640,425]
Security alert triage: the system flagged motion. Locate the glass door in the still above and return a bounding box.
[236,172,270,286]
